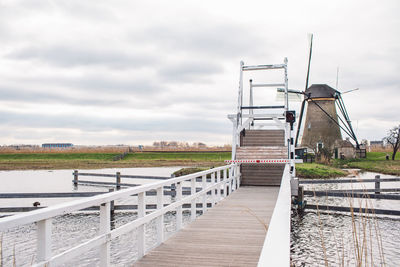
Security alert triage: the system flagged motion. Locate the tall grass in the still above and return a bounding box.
[312,185,386,267]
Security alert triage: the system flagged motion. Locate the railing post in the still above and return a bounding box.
[232,166,237,191]
[223,169,227,198]
[211,172,216,207]
[236,165,241,189]
[375,175,380,195]
[100,202,111,267]
[116,172,121,190]
[37,219,52,263]
[191,177,196,221]
[217,170,221,201]
[176,182,183,230]
[228,167,233,195]
[138,192,146,258]
[156,186,164,245]
[202,175,207,214]
[73,170,78,186]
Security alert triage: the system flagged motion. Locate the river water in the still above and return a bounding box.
[291,171,400,266]
[0,168,399,266]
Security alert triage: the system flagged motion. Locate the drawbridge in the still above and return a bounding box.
[0,59,300,267]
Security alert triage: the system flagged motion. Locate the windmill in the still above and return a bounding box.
[291,34,360,154]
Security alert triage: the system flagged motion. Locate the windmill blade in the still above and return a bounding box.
[277,88,304,94]
[295,99,307,147]
[275,92,302,102]
[305,33,313,91]
[341,88,359,94]
[296,33,313,147]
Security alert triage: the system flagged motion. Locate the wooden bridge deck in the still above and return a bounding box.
[134,186,279,267]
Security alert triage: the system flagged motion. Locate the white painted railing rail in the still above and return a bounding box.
[257,164,291,267]
[0,164,240,267]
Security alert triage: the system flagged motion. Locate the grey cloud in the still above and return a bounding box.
[57,76,163,94]
[0,110,229,134]
[157,61,224,83]
[0,85,127,107]
[136,22,267,59]
[7,46,156,69]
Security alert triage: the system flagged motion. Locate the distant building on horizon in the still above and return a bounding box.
[42,143,73,148]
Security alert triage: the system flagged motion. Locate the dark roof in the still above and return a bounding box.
[305,84,338,99]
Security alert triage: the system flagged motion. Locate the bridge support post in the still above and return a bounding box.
[375,175,381,194]
[191,178,196,221]
[211,172,216,207]
[73,170,79,186]
[109,188,115,216]
[37,219,52,263]
[297,186,305,212]
[217,170,222,201]
[233,166,236,191]
[116,172,121,190]
[228,168,233,195]
[138,192,146,258]
[223,169,227,198]
[235,165,241,189]
[202,175,207,214]
[176,182,183,230]
[156,186,164,245]
[100,202,110,267]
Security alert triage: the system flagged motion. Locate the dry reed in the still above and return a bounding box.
[311,183,386,267]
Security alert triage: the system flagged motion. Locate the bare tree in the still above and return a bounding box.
[384,125,400,160]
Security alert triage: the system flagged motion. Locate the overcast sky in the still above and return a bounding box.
[0,0,398,146]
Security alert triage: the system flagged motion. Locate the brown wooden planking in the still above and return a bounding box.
[240,164,284,186]
[240,130,285,147]
[134,187,279,267]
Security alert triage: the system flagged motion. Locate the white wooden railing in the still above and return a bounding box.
[0,164,240,266]
[257,164,291,267]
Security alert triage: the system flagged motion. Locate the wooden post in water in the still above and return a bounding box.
[116,172,121,190]
[375,175,380,195]
[109,188,115,216]
[73,170,79,186]
[297,186,305,212]
[170,174,176,197]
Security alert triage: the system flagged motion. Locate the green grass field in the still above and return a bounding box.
[0,153,119,161]
[124,152,231,162]
[0,152,231,170]
[332,151,400,176]
[1,150,397,176]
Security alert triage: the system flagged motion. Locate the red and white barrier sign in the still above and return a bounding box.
[225,159,290,164]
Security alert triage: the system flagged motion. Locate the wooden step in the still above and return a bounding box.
[236,146,287,160]
[240,164,285,186]
[240,130,285,147]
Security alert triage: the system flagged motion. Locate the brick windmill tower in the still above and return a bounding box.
[299,84,342,149]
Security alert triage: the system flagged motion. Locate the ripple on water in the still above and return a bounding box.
[291,210,400,266]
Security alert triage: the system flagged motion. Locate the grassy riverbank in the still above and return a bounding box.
[0,152,231,170]
[295,163,347,178]
[1,151,396,177]
[332,152,400,176]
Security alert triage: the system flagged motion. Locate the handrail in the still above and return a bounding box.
[257,164,291,267]
[77,172,170,180]
[0,164,240,266]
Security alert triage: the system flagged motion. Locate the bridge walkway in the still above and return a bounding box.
[134,186,279,267]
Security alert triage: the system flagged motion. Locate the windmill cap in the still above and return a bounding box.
[305,84,339,99]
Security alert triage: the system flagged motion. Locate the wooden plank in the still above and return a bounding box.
[135,186,279,267]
